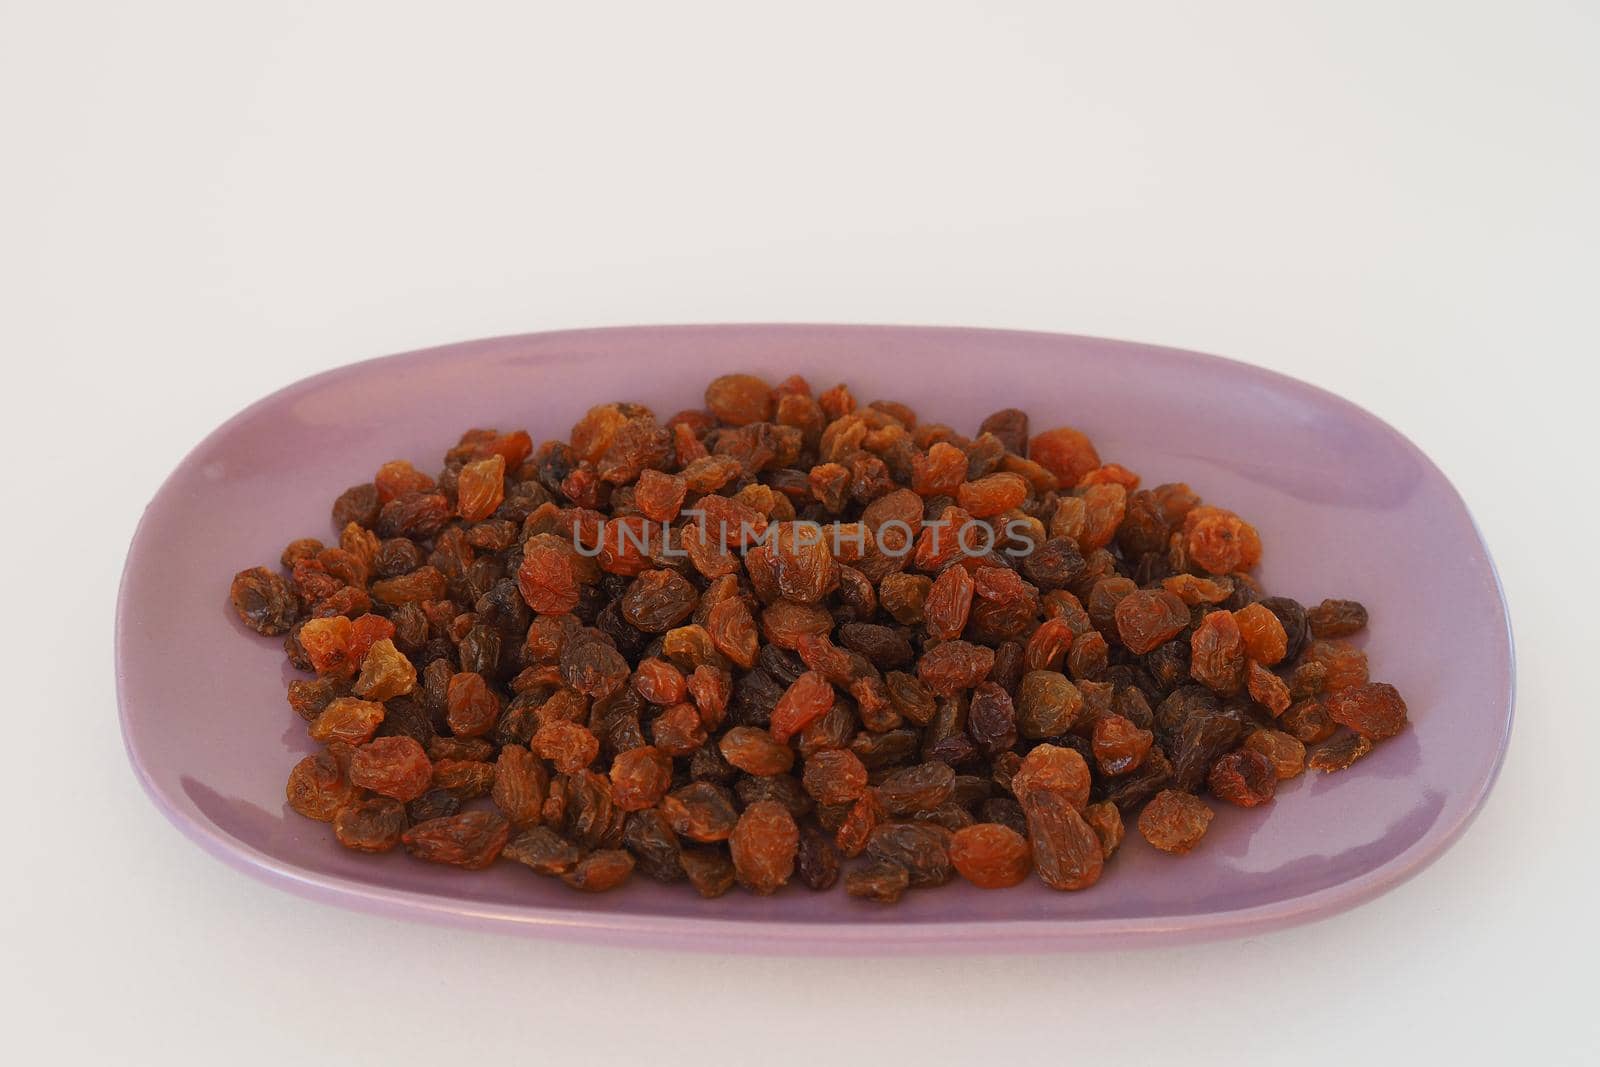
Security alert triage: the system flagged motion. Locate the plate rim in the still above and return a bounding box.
[116,322,1516,953]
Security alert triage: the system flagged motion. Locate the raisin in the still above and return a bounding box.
[633,657,687,705]
[877,761,956,815]
[1107,589,1184,654]
[287,675,351,722]
[917,640,995,697]
[1092,713,1154,776]
[706,597,759,669]
[332,483,381,528]
[332,796,407,853]
[1309,731,1373,772]
[865,823,953,887]
[880,573,931,625]
[1325,682,1408,740]
[1011,744,1091,811]
[967,681,1019,757]
[401,811,509,869]
[769,522,834,604]
[1183,506,1262,575]
[492,744,550,825]
[370,565,448,606]
[1030,426,1101,485]
[407,788,460,823]
[1245,659,1292,716]
[1306,598,1369,638]
[912,442,969,497]
[717,726,795,776]
[729,800,799,894]
[1258,596,1309,661]
[661,782,740,842]
[705,373,775,425]
[949,823,1030,888]
[1234,602,1288,665]
[503,826,581,875]
[845,860,911,903]
[1170,709,1247,792]
[1207,748,1277,807]
[1137,789,1213,854]
[978,408,1029,453]
[1244,728,1306,779]
[651,701,709,755]
[1300,639,1370,691]
[924,564,975,641]
[1082,801,1124,858]
[285,749,360,821]
[563,850,636,892]
[560,634,630,699]
[837,623,913,670]
[769,671,836,744]
[674,847,733,897]
[620,569,700,633]
[349,736,433,802]
[445,671,501,738]
[299,615,355,676]
[1066,630,1109,682]
[1024,789,1103,890]
[229,567,301,635]
[517,540,580,615]
[1098,746,1174,811]
[456,454,506,522]
[1281,697,1337,744]
[308,697,385,746]
[431,758,496,798]
[1016,671,1084,738]
[796,826,842,890]
[802,748,869,804]
[1190,610,1245,693]
[957,473,1028,517]
[351,639,416,701]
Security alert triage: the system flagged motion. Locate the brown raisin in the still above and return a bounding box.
[1325,682,1408,741]
[1137,789,1214,854]
[503,826,581,875]
[1024,789,1103,890]
[349,735,433,802]
[1243,728,1307,779]
[1306,598,1369,638]
[728,800,798,895]
[1207,748,1277,807]
[492,744,550,825]
[229,567,301,635]
[558,849,634,892]
[332,796,407,853]
[285,749,360,821]
[949,823,1031,888]
[845,859,910,903]
[1092,713,1154,776]
[401,811,510,869]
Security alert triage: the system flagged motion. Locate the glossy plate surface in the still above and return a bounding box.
[116,325,1514,953]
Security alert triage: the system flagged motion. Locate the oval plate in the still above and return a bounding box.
[117,325,1513,953]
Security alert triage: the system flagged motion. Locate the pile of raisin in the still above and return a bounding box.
[231,372,1407,902]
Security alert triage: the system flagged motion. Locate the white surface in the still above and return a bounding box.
[2,2,1596,1063]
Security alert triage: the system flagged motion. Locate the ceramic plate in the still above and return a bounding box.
[116,325,1514,953]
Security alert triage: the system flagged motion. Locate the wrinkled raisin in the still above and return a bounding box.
[401,811,509,869]
[949,823,1031,888]
[1325,682,1408,740]
[1138,789,1213,854]
[1207,748,1277,807]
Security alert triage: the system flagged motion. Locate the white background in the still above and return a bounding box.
[3,2,1596,1063]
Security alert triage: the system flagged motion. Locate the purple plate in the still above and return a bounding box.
[116,325,1513,953]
